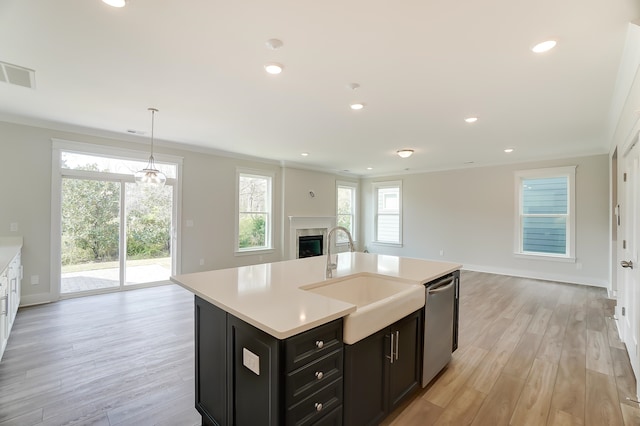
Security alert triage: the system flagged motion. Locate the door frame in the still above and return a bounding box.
[617,128,640,398]
[50,139,183,300]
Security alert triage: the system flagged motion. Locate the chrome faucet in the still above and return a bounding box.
[326,226,355,278]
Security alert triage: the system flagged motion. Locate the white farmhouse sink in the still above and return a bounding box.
[303,275,425,344]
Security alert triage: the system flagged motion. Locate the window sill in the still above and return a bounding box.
[372,241,403,248]
[514,252,575,263]
[235,248,275,257]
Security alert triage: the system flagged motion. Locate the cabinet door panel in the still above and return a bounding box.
[389,310,422,411]
[343,328,388,426]
[195,296,227,426]
[229,315,282,426]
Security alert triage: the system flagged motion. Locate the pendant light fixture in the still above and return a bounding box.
[134,108,166,186]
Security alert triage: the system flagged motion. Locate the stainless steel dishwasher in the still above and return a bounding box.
[422,272,459,387]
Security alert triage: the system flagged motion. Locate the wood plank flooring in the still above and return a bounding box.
[0,285,199,426]
[382,271,639,426]
[0,271,637,425]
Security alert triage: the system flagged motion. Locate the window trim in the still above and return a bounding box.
[372,180,403,247]
[336,180,358,244]
[235,168,274,254]
[514,166,576,262]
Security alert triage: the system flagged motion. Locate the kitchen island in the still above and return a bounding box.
[171,252,460,425]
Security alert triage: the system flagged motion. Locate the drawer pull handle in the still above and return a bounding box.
[315,340,324,349]
[315,371,323,380]
[315,402,323,412]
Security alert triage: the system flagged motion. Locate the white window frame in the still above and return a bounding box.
[336,180,358,244]
[235,168,274,255]
[514,166,576,262]
[373,180,403,247]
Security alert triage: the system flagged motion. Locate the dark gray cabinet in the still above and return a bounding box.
[343,309,422,426]
[195,296,344,426]
[195,296,227,425]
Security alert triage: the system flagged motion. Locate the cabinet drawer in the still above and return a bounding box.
[312,405,342,426]
[286,349,343,406]
[286,378,343,426]
[286,319,342,372]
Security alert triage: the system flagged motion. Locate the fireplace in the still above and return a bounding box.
[298,234,323,258]
[289,217,335,260]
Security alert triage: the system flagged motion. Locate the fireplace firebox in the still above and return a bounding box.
[298,235,323,258]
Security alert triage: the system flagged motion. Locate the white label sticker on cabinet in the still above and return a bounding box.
[243,348,260,376]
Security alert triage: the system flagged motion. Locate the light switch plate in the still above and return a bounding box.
[243,348,260,376]
[10,222,18,232]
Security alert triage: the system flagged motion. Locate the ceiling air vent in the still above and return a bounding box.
[0,61,35,89]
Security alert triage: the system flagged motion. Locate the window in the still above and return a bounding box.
[237,170,273,252]
[373,181,402,245]
[336,181,357,243]
[515,166,575,260]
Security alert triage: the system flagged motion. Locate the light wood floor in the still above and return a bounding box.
[382,271,640,426]
[0,284,200,426]
[0,271,638,425]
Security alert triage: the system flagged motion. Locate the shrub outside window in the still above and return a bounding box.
[337,181,357,244]
[237,171,272,252]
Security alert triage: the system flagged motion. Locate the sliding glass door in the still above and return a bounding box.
[124,182,173,286]
[57,148,179,296]
[61,177,121,293]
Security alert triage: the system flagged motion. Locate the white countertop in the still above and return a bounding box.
[171,252,461,339]
[0,237,23,273]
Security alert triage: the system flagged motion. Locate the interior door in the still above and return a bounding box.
[620,135,640,397]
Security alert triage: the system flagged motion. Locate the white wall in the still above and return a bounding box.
[361,155,610,287]
[0,119,613,306]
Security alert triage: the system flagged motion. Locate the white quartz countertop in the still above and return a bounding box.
[171,252,461,339]
[0,237,23,273]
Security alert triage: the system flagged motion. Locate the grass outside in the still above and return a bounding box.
[62,257,171,273]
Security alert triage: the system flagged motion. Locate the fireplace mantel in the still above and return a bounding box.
[288,216,335,260]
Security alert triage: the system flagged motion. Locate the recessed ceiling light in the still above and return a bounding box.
[465,117,478,123]
[504,148,514,153]
[531,40,557,53]
[264,63,283,74]
[350,103,364,110]
[102,0,126,7]
[397,149,414,158]
[301,152,309,157]
[366,167,373,170]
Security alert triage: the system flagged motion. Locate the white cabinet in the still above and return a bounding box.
[0,270,8,359]
[0,238,22,361]
[7,252,21,329]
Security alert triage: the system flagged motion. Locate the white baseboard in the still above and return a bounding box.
[20,292,56,307]
[462,263,608,288]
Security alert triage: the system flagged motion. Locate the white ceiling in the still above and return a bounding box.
[1,0,639,176]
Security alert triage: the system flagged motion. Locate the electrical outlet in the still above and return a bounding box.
[439,250,444,256]
[199,259,204,266]
[31,275,39,285]
[9,222,18,232]
[186,219,194,227]
[576,263,582,270]
[243,348,260,375]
